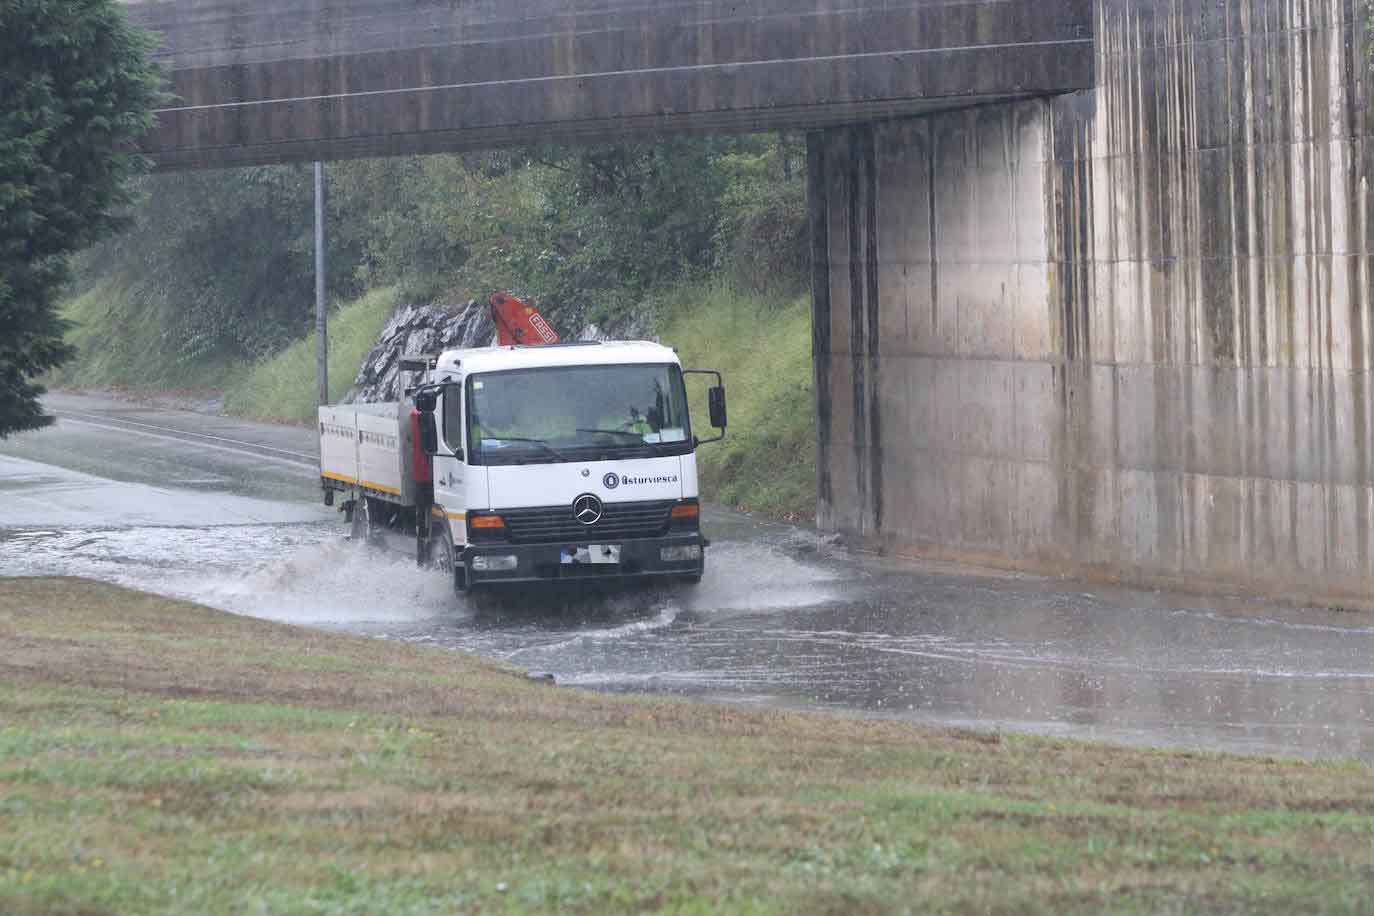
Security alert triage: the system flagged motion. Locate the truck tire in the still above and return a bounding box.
[427,523,465,597]
[349,495,384,548]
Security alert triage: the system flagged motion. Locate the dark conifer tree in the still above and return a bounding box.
[0,0,161,436]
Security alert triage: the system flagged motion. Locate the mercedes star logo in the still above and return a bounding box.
[572,493,603,525]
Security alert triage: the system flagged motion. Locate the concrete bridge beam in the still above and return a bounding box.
[121,0,1094,168]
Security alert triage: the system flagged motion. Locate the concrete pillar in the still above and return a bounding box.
[809,0,1374,606]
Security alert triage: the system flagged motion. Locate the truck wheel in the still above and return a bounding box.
[349,495,384,548]
[427,525,465,597]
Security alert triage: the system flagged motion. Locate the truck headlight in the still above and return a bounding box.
[472,554,518,572]
[660,545,702,562]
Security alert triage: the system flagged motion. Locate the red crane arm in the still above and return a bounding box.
[490,292,560,347]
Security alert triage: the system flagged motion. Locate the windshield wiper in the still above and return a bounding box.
[484,436,571,461]
[575,428,663,454]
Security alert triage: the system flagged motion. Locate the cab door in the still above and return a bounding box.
[431,384,467,546]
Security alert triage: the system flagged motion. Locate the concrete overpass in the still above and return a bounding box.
[122,0,1095,169]
[121,0,1374,607]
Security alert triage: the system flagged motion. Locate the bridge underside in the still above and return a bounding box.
[123,0,1093,169]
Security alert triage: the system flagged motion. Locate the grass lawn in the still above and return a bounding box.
[655,285,816,522]
[1,577,1372,914]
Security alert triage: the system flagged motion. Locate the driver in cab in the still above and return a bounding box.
[586,405,655,441]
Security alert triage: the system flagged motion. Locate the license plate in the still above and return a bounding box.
[560,544,621,565]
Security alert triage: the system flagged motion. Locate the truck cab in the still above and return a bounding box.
[415,340,721,592]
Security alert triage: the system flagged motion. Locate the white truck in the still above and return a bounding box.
[318,293,726,594]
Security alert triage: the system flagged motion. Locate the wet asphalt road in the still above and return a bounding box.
[3,392,1374,760]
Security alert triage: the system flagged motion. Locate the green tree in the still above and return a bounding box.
[0,0,161,436]
[712,133,809,295]
[77,165,329,365]
[524,139,730,323]
[50,134,811,391]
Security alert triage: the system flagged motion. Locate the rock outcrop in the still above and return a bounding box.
[343,300,490,403]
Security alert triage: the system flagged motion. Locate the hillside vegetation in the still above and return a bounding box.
[221,286,401,422]
[657,286,814,519]
[54,137,816,517]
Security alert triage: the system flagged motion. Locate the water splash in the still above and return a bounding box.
[0,523,333,591]
[189,537,458,626]
[679,539,844,613]
[504,604,680,658]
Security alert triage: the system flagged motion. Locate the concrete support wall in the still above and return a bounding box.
[811,0,1374,603]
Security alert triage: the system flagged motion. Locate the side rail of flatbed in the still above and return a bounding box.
[318,403,416,507]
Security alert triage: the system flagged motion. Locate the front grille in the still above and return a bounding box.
[500,500,674,545]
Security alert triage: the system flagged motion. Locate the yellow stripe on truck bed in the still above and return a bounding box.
[323,472,401,497]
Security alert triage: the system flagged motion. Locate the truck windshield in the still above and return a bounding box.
[466,363,692,465]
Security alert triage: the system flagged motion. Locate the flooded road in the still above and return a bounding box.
[3,393,1374,760]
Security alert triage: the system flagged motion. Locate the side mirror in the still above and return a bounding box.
[413,389,438,412]
[708,386,727,430]
[418,412,439,455]
[681,368,726,444]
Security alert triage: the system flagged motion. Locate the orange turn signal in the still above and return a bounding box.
[469,515,506,530]
[670,503,699,520]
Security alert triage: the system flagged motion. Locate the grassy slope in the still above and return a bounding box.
[50,283,398,423]
[656,285,815,521]
[221,286,401,423]
[3,578,1373,915]
[53,281,246,391]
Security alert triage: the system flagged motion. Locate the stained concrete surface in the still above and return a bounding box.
[2,394,1372,760]
[120,0,1094,168]
[811,0,1374,604]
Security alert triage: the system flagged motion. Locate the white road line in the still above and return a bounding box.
[55,409,317,461]
[55,414,319,470]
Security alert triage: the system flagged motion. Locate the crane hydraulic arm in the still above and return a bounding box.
[490,292,559,347]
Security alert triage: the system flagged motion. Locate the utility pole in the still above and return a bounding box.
[314,161,328,406]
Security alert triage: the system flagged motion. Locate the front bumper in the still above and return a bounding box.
[463,532,705,588]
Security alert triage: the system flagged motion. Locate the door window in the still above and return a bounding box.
[441,386,464,453]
